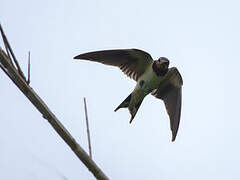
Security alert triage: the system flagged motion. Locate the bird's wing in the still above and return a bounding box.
[74,49,153,81]
[151,67,183,141]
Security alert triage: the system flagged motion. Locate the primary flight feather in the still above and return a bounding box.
[74,49,183,141]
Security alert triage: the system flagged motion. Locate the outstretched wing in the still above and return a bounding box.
[151,67,183,141]
[74,49,153,81]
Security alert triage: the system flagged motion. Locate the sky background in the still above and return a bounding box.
[1,0,239,179]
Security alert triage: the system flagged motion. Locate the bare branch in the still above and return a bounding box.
[27,51,30,84]
[83,97,92,159]
[0,47,109,179]
[0,24,26,81]
[0,62,11,79]
[0,49,15,81]
[0,24,13,66]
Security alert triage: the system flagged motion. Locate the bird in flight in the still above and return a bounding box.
[74,49,183,141]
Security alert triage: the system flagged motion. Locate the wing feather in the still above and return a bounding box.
[152,67,183,141]
[74,49,153,81]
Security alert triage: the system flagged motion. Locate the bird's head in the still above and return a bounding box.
[153,57,169,76]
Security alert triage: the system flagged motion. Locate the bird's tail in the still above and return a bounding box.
[114,93,143,123]
[114,93,132,112]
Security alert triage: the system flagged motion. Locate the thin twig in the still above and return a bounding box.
[0,24,13,66]
[3,40,11,60]
[0,24,26,81]
[0,48,109,179]
[83,97,92,159]
[27,51,30,84]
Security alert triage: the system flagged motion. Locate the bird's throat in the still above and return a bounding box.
[152,62,168,76]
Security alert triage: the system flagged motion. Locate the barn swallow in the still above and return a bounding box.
[74,49,183,141]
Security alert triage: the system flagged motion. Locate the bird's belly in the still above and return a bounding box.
[136,72,162,95]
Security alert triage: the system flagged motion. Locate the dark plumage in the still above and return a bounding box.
[74,49,183,141]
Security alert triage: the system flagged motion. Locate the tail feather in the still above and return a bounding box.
[115,93,144,123]
[129,99,143,123]
[114,94,132,112]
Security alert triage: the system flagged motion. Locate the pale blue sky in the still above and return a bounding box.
[1,0,239,179]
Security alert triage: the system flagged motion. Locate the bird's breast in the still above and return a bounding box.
[136,67,164,95]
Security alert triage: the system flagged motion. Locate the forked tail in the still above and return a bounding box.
[114,94,132,112]
[114,93,143,123]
